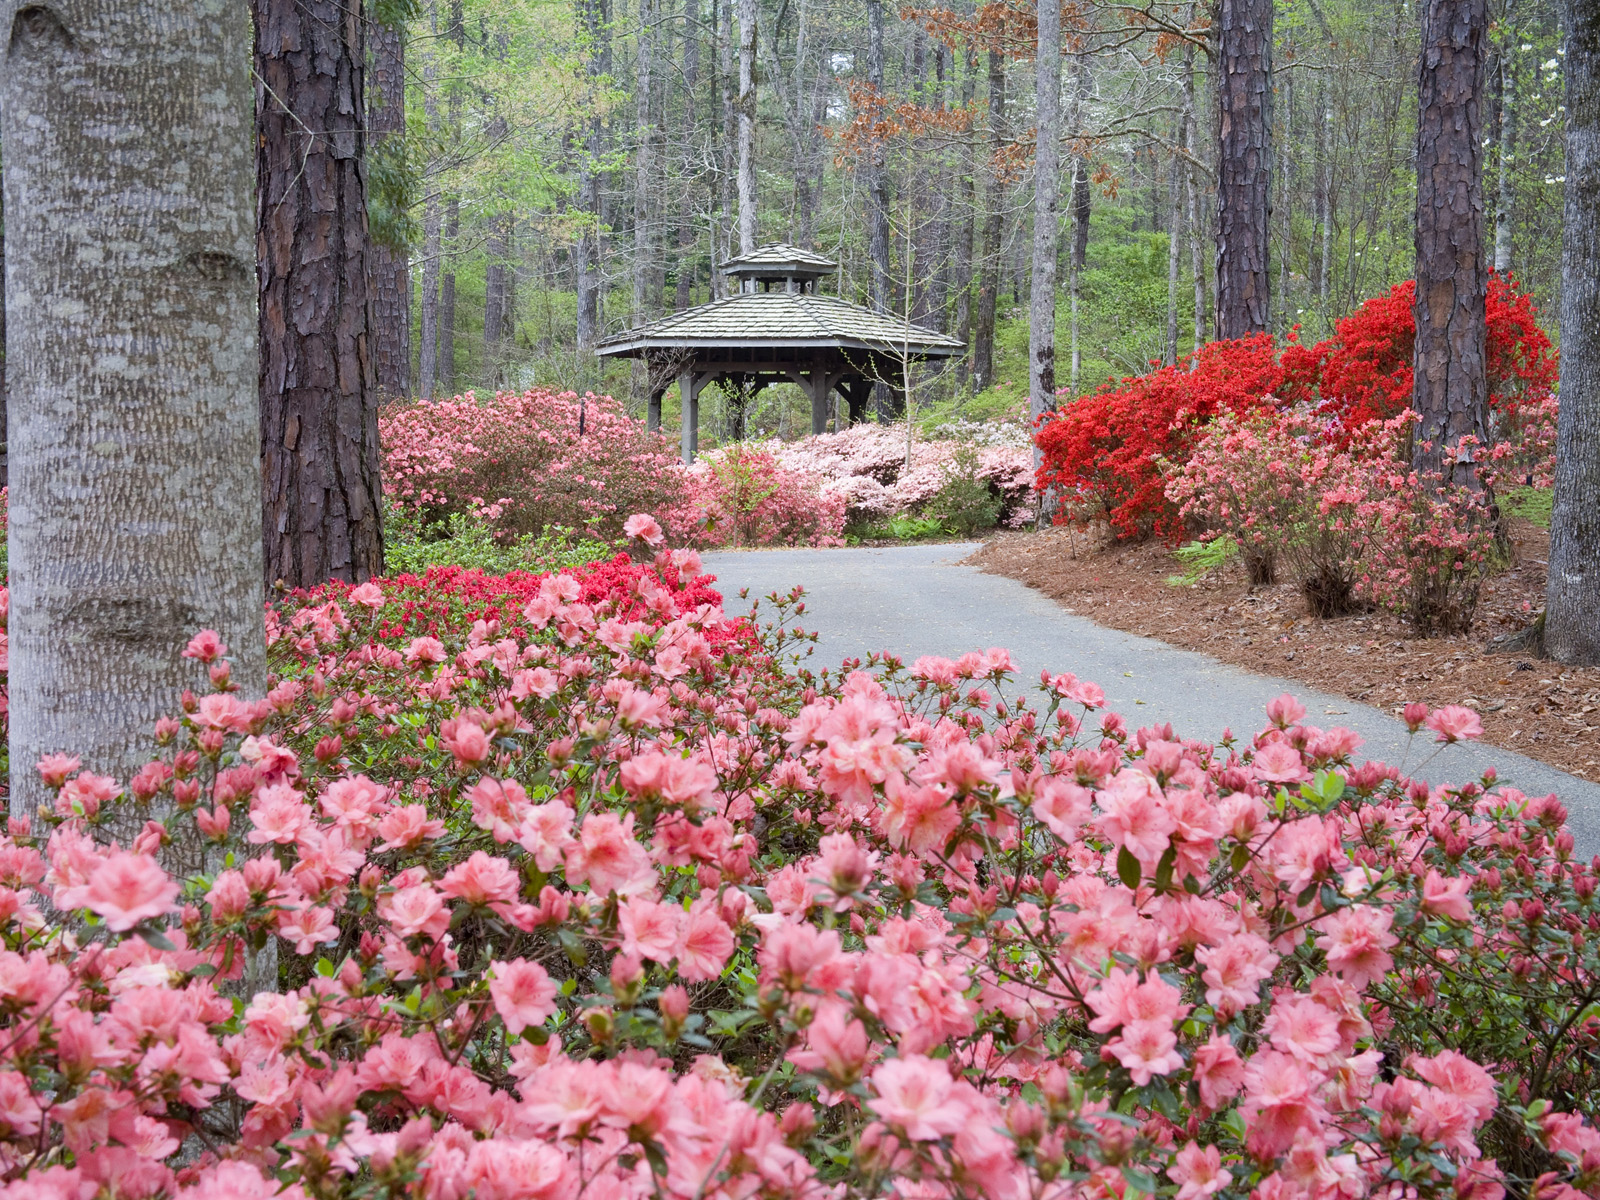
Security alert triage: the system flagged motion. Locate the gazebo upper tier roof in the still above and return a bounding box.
[593,291,964,359]
[718,242,838,278]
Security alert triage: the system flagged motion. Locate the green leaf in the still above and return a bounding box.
[1117,845,1142,890]
[137,925,176,952]
[1120,1165,1158,1196]
[1154,846,1176,892]
[1230,843,1250,873]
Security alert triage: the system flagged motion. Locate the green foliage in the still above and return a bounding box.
[1503,485,1553,529]
[368,134,421,253]
[1167,536,1240,587]
[929,443,1003,534]
[384,503,613,575]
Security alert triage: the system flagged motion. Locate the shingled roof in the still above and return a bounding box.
[718,242,838,276]
[593,291,963,358]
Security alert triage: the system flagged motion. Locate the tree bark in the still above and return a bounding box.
[1,151,7,490]
[676,0,700,307]
[1544,0,1600,663]
[971,50,1006,393]
[1215,0,1272,338]
[439,197,459,392]
[866,0,891,312]
[1029,0,1061,448]
[635,0,658,321]
[952,47,978,383]
[1493,34,1517,273]
[576,0,608,351]
[368,17,411,400]
[1412,0,1489,487]
[256,0,385,589]
[1166,150,1182,365]
[485,207,510,378]
[3,0,266,816]
[735,0,757,253]
[419,37,442,396]
[1069,153,1090,390]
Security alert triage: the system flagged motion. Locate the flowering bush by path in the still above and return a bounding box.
[762,423,1035,530]
[676,446,849,549]
[381,390,692,541]
[6,518,1600,1200]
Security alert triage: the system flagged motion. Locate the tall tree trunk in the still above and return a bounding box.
[1275,70,1292,330]
[1319,93,1334,308]
[1029,0,1062,451]
[369,17,411,400]
[485,209,510,378]
[256,0,385,589]
[866,0,892,312]
[1493,34,1517,273]
[635,0,658,321]
[676,0,701,307]
[439,197,459,393]
[1184,36,1205,353]
[1166,151,1182,365]
[971,50,1006,392]
[1069,155,1090,390]
[3,0,266,818]
[952,48,978,383]
[735,0,757,253]
[576,0,608,350]
[1412,0,1489,487]
[1542,0,1598,663]
[419,36,442,396]
[0,154,7,491]
[716,0,734,289]
[1215,0,1272,338]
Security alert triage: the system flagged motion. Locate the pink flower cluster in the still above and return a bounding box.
[1166,409,1500,632]
[1,517,1598,1200]
[755,423,1035,529]
[678,446,848,548]
[380,390,691,540]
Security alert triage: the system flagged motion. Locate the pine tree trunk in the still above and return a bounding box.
[1028,0,1061,450]
[866,0,891,313]
[635,0,658,321]
[1186,42,1207,351]
[0,161,7,490]
[1544,0,1600,663]
[485,209,509,377]
[3,0,266,817]
[1215,0,1272,338]
[419,40,442,396]
[952,47,978,383]
[1494,46,1517,273]
[257,0,385,589]
[439,198,459,392]
[676,0,701,307]
[735,0,757,253]
[576,0,607,350]
[1070,156,1090,390]
[1412,0,1489,487]
[972,50,1006,392]
[369,18,411,400]
[1166,151,1182,365]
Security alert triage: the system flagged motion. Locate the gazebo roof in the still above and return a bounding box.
[718,242,838,278]
[593,291,964,359]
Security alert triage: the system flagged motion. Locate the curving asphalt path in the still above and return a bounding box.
[702,543,1600,855]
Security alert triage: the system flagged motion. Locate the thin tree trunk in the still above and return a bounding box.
[866,0,892,313]
[953,48,978,384]
[1215,0,1272,338]
[1166,150,1182,365]
[3,0,266,818]
[439,197,459,393]
[1070,155,1090,390]
[1029,0,1062,452]
[1277,70,1292,330]
[735,0,757,253]
[257,0,384,590]
[1184,37,1205,353]
[485,208,509,375]
[1319,94,1334,308]
[576,0,607,350]
[419,16,441,396]
[369,18,411,400]
[635,0,658,321]
[1412,0,1489,488]
[716,0,734,288]
[972,50,1006,392]
[1545,0,1600,663]
[676,0,701,307]
[0,156,7,490]
[1494,37,1517,273]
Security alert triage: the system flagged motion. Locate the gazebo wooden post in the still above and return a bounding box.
[678,370,699,464]
[647,385,665,433]
[808,372,830,435]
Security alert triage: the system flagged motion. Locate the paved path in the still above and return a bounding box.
[703,543,1600,853]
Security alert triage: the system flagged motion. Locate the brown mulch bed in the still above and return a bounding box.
[969,521,1600,781]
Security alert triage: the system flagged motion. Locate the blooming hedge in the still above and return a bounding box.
[5,517,1600,1200]
[1038,276,1558,541]
[676,447,849,549]
[381,390,692,541]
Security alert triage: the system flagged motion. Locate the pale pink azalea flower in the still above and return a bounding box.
[617,896,684,963]
[676,898,736,982]
[347,581,385,609]
[1420,868,1474,921]
[881,776,961,856]
[1108,1018,1185,1085]
[1240,1048,1327,1158]
[1192,1032,1246,1110]
[489,959,558,1035]
[1095,769,1176,867]
[1032,777,1093,842]
[1252,740,1309,783]
[65,850,179,932]
[1410,1050,1497,1124]
[868,1054,967,1140]
[623,513,666,546]
[1426,704,1484,743]
[1169,1141,1232,1200]
[1195,933,1278,1012]
[1315,904,1398,990]
[1266,693,1307,729]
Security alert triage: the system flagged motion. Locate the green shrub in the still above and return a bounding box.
[928,443,1003,534]
[384,503,614,575]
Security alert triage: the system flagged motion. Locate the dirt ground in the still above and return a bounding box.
[969,521,1600,781]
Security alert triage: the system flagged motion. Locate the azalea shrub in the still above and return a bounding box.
[678,445,848,549]
[8,518,1600,1200]
[763,423,1035,531]
[1040,276,1557,541]
[381,390,692,541]
[1164,409,1498,632]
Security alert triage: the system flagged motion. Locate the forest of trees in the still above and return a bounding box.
[375,0,1572,417]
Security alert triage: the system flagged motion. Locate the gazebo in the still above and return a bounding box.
[594,243,964,462]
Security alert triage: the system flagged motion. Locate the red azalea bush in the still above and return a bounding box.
[1041,277,1557,542]
[1035,334,1285,540]
[381,390,693,540]
[6,517,1600,1200]
[678,446,848,549]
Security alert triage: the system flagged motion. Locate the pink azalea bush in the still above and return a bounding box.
[760,424,1035,530]
[1166,410,1500,634]
[4,521,1600,1200]
[677,446,848,549]
[381,390,692,540]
